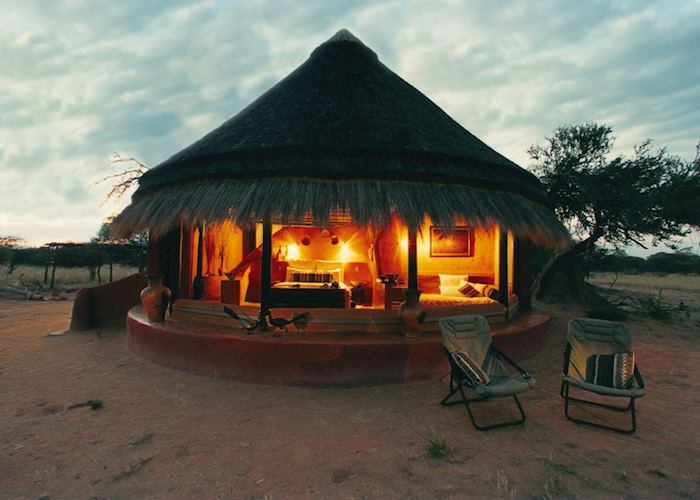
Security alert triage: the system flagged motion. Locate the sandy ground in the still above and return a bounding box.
[1,296,699,499]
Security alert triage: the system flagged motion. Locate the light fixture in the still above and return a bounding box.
[338,241,352,261]
[287,243,300,261]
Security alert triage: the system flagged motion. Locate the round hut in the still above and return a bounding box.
[115,29,569,386]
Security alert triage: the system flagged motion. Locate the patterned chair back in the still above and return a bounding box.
[566,318,633,382]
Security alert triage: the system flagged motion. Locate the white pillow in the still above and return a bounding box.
[314,260,344,282]
[439,285,465,297]
[439,273,469,287]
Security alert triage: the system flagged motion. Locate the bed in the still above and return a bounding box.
[416,274,504,310]
[270,260,352,309]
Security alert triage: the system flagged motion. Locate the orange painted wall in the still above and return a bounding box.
[269,225,377,283]
[385,217,496,281]
[192,221,244,277]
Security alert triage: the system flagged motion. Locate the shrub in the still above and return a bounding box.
[639,297,672,320]
[584,295,627,321]
[427,433,450,458]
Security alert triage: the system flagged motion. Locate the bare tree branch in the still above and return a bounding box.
[95,153,150,205]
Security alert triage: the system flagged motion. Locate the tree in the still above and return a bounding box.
[97,153,149,205]
[646,250,700,274]
[0,236,25,273]
[528,123,700,299]
[92,216,148,277]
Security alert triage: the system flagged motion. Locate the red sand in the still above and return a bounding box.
[1,297,699,498]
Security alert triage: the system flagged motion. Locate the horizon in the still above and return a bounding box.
[1,1,698,254]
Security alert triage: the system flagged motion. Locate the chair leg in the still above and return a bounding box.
[440,387,461,406]
[440,384,526,431]
[440,376,461,406]
[562,381,637,434]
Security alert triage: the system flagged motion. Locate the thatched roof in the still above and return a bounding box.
[114,29,569,248]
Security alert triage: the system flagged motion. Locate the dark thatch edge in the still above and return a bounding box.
[136,147,549,206]
[112,177,570,249]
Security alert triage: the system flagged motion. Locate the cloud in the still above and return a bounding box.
[0,0,697,249]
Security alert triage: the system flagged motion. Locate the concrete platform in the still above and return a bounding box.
[126,306,550,387]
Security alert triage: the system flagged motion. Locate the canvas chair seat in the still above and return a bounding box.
[475,374,534,398]
[563,376,645,398]
[439,315,533,431]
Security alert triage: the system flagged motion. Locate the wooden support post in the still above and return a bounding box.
[147,233,160,275]
[258,217,272,330]
[498,228,509,316]
[193,224,205,299]
[196,224,204,277]
[178,223,193,299]
[407,225,418,290]
[158,226,183,304]
[517,240,533,310]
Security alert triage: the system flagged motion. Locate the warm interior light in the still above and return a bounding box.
[338,241,352,261]
[400,237,408,249]
[287,243,300,261]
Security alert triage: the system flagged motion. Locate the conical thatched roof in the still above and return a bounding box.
[114,29,569,248]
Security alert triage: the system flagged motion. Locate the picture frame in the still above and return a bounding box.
[430,226,474,257]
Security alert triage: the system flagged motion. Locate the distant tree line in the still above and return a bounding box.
[0,218,147,287]
[581,247,700,275]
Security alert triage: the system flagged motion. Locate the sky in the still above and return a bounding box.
[1,0,698,256]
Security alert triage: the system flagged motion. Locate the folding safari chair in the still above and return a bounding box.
[439,315,535,431]
[561,318,645,434]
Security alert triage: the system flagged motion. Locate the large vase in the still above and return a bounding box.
[399,288,427,338]
[140,275,172,323]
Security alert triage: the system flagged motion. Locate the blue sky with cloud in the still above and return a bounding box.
[1,0,698,254]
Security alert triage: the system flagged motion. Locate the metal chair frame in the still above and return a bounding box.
[561,343,645,434]
[441,345,531,431]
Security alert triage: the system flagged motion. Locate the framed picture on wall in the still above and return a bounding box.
[430,226,474,257]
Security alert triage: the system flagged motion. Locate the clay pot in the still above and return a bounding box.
[203,275,224,301]
[140,275,172,323]
[399,288,426,338]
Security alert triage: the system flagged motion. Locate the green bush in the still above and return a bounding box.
[639,297,672,320]
[427,433,450,458]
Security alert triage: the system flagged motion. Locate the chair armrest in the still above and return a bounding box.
[490,345,531,379]
[562,343,572,377]
[634,365,645,389]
